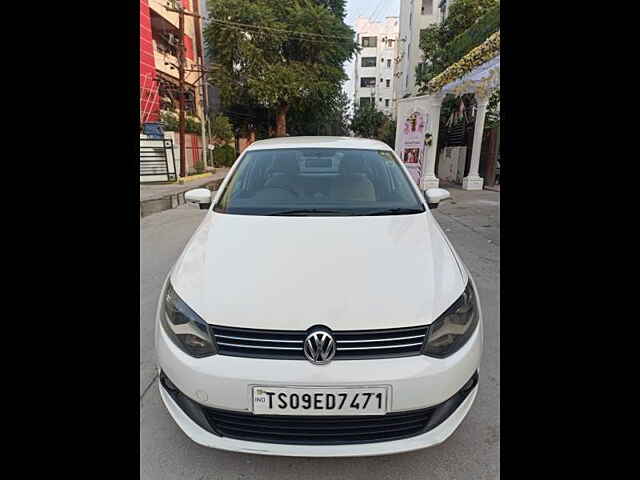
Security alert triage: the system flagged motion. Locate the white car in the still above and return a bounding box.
[155,136,483,457]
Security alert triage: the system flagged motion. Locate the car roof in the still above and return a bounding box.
[244,136,394,152]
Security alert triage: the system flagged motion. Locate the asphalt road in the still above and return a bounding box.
[140,189,500,479]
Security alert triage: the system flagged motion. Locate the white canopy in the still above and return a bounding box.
[440,55,500,97]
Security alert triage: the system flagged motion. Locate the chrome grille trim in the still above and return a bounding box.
[338,342,425,350]
[209,324,429,360]
[338,334,425,343]
[216,342,301,351]
[215,335,302,343]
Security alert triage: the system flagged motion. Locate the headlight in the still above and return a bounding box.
[161,282,217,358]
[423,281,479,358]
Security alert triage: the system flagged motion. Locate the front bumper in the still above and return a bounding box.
[156,303,483,456]
[159,369,478,457]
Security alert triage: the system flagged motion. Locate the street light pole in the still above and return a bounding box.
[178,9,186,178]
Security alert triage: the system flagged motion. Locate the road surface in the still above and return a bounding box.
[140,189,500,479]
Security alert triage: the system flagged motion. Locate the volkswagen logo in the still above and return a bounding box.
[303,329,336,365]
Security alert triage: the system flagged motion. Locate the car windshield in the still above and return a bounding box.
[213,148,426,216]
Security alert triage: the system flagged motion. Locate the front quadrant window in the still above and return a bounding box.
[360,77,376,88]
[214,148,425,217]
[362,36,377,48]
[361,57,376,67]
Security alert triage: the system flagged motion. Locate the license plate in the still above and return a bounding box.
[252,386,389,415]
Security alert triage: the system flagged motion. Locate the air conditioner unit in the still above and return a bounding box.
[167,33,177,46]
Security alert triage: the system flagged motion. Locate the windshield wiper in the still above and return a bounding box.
[267,208,349,216]
[360,207,425,216]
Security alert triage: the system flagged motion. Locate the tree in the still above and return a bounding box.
[378,118,397,149]
[204,0,357,137]
[288,88,351,136]
[350,101,388,139]
[210,114,234,144]
[417,0,498,87]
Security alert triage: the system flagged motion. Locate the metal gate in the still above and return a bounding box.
[140,138,177,183]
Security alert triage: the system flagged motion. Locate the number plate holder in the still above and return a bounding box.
[251,385,391,416]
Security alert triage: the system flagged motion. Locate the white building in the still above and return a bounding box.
[352,16,399,118]
[394,0,446,102]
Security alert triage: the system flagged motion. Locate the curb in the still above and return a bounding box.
[177,172,213,184]
[140,175,226,218]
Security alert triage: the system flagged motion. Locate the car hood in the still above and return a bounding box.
[170,211,467,331]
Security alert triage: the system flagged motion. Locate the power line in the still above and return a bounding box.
[211,23,350,45]
[207,17,354,40]
[368,0,386,23]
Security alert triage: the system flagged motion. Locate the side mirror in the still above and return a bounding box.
[424,188,450,209]
[185,188,213,210]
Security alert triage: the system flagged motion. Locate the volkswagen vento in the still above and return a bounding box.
[155,136,483,457]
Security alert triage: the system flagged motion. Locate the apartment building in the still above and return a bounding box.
[139,0,205,125]
[352,16,399,118]
[394,0,444,101]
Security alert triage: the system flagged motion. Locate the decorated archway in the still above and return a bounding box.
[395,31,500,190]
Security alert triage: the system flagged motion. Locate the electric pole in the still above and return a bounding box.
[164,1,205,178]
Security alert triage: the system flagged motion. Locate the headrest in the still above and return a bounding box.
[271,151,299,174]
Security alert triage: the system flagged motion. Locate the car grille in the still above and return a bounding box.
[203,406,437,445]
[209,324,428,360]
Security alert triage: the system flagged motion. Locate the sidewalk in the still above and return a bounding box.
[435,183,500,246]
[140,168,230,218]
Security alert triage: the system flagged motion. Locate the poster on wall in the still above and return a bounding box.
[395,98,430,185]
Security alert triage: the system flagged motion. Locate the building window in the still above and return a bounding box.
[360,77,376,88]
[379,98,383,103]
[360,97,372,107]
[386,79,390,88]
[421,0,433,15]
[387,59,391,68]
[361,57,376,67]
[385,99,390,107]
[362,36,377,48]
[387,38,395,48]
[380,78,384,83]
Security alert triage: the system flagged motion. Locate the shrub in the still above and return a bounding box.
[212,144,236,167]
[159,110,201,134]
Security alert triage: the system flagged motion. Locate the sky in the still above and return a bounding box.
[343,0,402,110]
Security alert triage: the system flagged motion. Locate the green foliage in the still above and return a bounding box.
[444,3,499,68]
[194,159,205,174]
[350,101,387,139]
[378,118,397,149]
[160,111,201,134]
[349,101,396,148]
[288,88,351,136]
[485,88,500,129]
[211,114,234,144]
[417,0,498,87]
[160,111,178,131]
[204,0,358,136]
[185,116,201,134]
[212,144,236,167]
